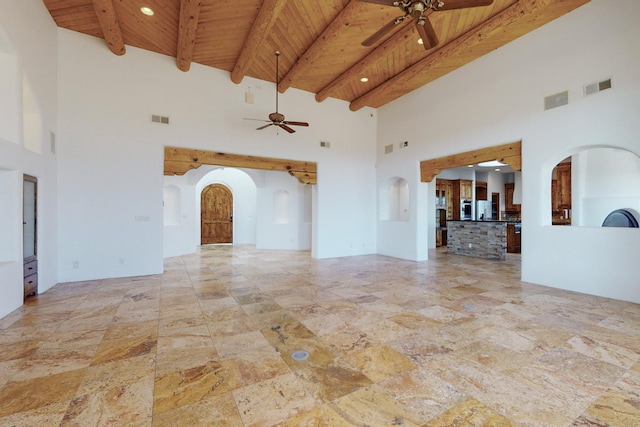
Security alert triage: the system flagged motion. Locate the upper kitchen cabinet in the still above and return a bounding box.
[475,181,488,200]
[504,183,521,212]
[455,179,473,201]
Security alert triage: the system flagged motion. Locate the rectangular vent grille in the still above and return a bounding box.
[544,91,569,111]
[152,115,170,124]
[320,141,330,148]
[584,78,612,96]
[384,144,394,154]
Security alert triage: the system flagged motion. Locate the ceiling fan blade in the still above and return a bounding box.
[359,0,396,5]
[362,15,406,47]
[256,123,274,130]
[436,0,494,11]
[416,18,438,49]
[244,118,270,122]
[279,124,296,133]
[283,121,309,127]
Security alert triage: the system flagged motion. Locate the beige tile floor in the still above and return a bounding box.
[0,245,639,426]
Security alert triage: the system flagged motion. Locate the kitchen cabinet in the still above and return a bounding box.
[504,183,521,212]
[459,180,473,200]
[475,181,487,200]
[435,228,448,247]
[451,179,473,220]
[506,224,521,253]
[436,179,454,220]
[554,162,571,210]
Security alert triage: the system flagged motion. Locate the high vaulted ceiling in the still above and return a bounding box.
[43,0,589,111]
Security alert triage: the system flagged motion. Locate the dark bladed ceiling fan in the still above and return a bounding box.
[245,51,309,134]
[361,0,494,50]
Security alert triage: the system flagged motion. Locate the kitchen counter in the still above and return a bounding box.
[447,221,507,260]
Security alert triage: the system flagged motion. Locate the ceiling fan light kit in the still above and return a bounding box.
[244,51,309,134]
[361,0,494,50]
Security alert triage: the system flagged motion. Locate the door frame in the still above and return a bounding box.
[200,183,233,244]
[23,174,37,262]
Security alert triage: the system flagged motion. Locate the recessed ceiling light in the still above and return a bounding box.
[417,38,424,45]
[140,6,154,16]
[360,77,369,83]
[478,160,507,167]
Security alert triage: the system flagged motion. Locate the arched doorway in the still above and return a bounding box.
[201,184,233,244]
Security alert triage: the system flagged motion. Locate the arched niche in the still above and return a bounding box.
[380,177,410,222]
[273,190,289,224]
[551,147,640,227]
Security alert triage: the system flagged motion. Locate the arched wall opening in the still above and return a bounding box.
[379,176,410,222]
[196,168,257,246]
[548,146,640,227]
[163,165,312,258]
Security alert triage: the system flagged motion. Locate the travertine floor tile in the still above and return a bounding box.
[0,246,637,426]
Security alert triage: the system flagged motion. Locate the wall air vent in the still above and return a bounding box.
[584,78,612,97]
[152,115,170,124]
[385,144,394,154]
[544,90,569,111]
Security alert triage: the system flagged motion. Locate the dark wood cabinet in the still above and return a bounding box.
[506,224,521,253]
[504,183,520,212]
[551,161,571,225]
[475,181,487,200]
[555,162,571,210]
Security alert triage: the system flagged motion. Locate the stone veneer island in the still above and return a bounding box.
[446,221,507,261]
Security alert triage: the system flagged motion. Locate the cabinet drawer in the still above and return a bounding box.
[24,274,38,297]
[24,260,38,276]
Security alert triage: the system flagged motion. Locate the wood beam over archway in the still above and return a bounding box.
[420,141,521,183]
[164,146,317,185]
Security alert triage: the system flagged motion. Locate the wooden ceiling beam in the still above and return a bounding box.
[278,0,363,93]
[164,147,317,185]
[91,0,125,55]
[420,141,521,183]
[176,0,202,72]
[315,11,431,103]
[230,0,288,84]
[349,0,578,111]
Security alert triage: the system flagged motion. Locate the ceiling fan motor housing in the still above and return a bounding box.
[269,112,285,123]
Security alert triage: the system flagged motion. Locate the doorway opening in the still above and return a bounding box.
[23,174,37,299]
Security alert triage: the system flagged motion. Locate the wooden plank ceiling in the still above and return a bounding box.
[43,0,590,110]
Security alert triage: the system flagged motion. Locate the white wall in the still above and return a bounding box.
[0,2,58,319]
[377,0,640,302]
[255,171,311,251]
[573,148,640,226]
[55,27,376,282]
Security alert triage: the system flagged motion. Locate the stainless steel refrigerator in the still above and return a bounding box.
[476,201,492,221]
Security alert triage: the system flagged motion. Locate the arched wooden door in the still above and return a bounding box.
[201,184,233,244]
